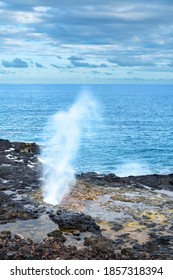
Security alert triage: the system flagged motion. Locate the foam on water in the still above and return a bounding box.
[114,161,151,177]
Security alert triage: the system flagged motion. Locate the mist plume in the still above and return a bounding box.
[41,92,98,205]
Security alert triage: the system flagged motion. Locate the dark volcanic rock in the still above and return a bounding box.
[121,247,132,256]
[77,172,123,187]
[49,210,101,233]
[0,139,41,224]
[47,230,67,242]
[0,233,116,260]
[78,172,173,191]
[84,235,117,259]
[1,140,173,260]
[111,223,124,231]
[169,226,173,231]
[47,230,66,243]
[0,231,11,239]
[127,174,173,191]
[0,140,40,185]
[84,235,112,251]
[0,140,12,151]
[13,142,40,154]
[156,235,173,245]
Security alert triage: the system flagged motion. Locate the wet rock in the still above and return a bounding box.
[0,231,11,239]
[78,172,173,191]
[26,239,33,245]
[0,140,41,225]
[114,234,130,246]
[0,140,173,260]
[77,172,122,187]
[111,223,123,231]
[169,225,173,231]
[133,243,144,251]
[75,237,81,241]
[129,174,173,191]
[84,235,116,259]
[14,234,25,240]
[0,206,39,224]
[147,222,157,228]
[156,235,173,245]
[0,230,172,260]
[47,230,66,243]
[6,251,15,258]
[73,231,80,236]
[0,139,12,151]
[13,142,40,154]
[49,210,100,234]
[84,235,110,249]
[121,247,132,256]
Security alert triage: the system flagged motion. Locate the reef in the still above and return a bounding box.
[0,139,173,259]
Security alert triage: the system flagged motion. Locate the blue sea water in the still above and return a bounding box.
[0,84,172,176]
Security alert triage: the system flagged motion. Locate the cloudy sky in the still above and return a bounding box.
[0,0,173,84]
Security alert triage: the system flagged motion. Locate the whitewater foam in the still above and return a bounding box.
[114,161,151,177]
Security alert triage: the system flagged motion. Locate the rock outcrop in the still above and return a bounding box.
[0,139,173,260]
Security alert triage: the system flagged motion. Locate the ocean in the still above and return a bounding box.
[0,84,172,176]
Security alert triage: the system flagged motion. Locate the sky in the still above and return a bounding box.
[0,0,173,84]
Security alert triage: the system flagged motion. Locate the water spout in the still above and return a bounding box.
[41,92,98,205]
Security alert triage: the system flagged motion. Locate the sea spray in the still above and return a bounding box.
[114,161,151,177]
[41,93,98,205]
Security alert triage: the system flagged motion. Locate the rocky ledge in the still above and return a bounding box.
[0,139,173,259]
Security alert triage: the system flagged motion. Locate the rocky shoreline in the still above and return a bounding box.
[0,139,173,259]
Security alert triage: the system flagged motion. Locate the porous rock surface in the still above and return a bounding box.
[0,139,173,260]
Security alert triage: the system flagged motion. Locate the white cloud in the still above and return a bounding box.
[3,38,26,46]
[13,11,42,24]
[33,6,51,13]
[0,0,173,83]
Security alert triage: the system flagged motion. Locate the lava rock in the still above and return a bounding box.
[0,231,11,239]
[169,226,173,231]
[78,171,173,191]
[156,235,173,245]
[111,223,123,231]
[147,222,157,228]
[84,235,116,259]
[47,230,66,243]
[121,247,132,256]
[49,210,100,233]
[0,139,12,151]
[13,142,40,154]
